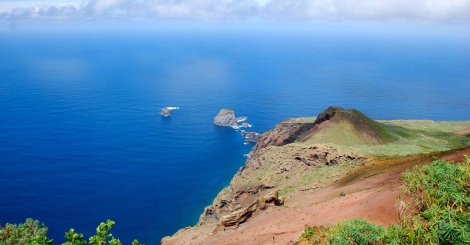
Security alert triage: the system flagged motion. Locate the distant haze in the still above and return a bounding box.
[0,0,469,23]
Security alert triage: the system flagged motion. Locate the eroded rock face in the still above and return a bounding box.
[241,144,365,177]
[214,202,257,232]
[214,109,237,126]
[251,120,316,156]
[213,191,283,232]
[197,142,365,229]
[199,184,273,225]
[313,106,341,125]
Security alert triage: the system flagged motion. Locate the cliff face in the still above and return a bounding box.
[197,142,364,228]
[251,119,316,155]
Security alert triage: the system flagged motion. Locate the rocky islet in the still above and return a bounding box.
[213,109,262,144]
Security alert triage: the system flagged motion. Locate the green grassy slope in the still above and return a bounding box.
[303,108,398,147]
[292,108,470,157]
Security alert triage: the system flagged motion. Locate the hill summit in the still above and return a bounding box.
[254,106,396,152]
[299,106,397,146]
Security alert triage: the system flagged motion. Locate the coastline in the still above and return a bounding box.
[162,109,470,244]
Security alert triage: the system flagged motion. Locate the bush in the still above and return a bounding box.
[0,220,142,245]
[328,219,384,245]
[392,155,470,244]
[0,219,51,245]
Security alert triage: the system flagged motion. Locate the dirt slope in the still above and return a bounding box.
[162,147,470,245]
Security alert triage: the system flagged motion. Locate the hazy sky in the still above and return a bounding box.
[1,0,469,23]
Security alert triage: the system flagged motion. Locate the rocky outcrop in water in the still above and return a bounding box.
[161,107,180,117]
[214,109,238,127]
[160,108,172,117]
[241,122,251,128]
[241,131,261,143]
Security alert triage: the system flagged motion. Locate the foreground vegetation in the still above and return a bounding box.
[295,155,470,244]
[0,220,141,245]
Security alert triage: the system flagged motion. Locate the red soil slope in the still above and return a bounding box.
[162,147,470,245]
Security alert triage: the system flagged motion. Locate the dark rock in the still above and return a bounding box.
[241,131,261,142]
[160,107,172,117]
[313,106,341,125]
[234,184,273,199]
[294,156,315,166]
[251,120,316,155]
[203,207,219,220]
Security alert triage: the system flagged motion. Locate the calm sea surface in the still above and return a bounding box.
[1,22,469,244]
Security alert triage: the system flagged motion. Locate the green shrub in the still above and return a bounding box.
[328,219,385,245]
[0,219,51,245]
[0,220,142,245]
[393,155,470,244]
[302,227,313,239]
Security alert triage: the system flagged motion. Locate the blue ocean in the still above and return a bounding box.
[1,21,469,244]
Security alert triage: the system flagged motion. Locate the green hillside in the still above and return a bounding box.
[295,107,470,157]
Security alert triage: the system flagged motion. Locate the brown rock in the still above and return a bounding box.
[213,191,283,232]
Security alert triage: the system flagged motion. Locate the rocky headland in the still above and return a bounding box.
[162,106,470,245]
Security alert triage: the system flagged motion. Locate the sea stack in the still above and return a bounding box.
[160,107,172,117]
[214,109,238,127]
